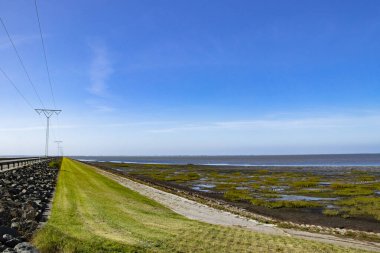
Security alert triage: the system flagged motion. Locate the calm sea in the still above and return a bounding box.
[72,154,380,166]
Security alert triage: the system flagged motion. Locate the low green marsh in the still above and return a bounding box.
[110,162,380,223]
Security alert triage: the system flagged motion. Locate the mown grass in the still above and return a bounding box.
[32,158,369,253]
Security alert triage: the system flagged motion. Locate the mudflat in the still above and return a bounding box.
[94,162,380,233]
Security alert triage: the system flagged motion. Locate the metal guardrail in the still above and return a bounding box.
[0,157,55,172]
[0,157,39,161]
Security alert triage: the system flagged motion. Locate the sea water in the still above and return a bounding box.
[72,153,380,166]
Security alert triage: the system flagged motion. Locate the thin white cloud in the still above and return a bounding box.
[85,99,115,113]
[88,43,113,96]
[0,34,41,50]
[0,121,170,132]
[2,114,380,134]
[0,126,45,132]
[147,115,380,133]
[93,105,115,113]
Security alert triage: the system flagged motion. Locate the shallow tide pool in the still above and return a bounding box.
[279,195,337,201]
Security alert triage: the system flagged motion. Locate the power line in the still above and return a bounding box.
[0,17,46,109]
[34,0,56,109]
[0,66,34,110]
[33,0,63,157]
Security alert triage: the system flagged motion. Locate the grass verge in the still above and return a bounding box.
[33,158,369,252]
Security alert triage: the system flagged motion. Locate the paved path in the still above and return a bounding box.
[97,168,380,252]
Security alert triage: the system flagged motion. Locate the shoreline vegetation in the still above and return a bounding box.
[91,162,380,239]
[33,158,373,252]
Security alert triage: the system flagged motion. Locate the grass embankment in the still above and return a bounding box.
[33,159,367,252]
[118,163,380,220]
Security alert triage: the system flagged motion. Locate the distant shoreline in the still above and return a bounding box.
[79,159,380,167]
[73,153,380,167]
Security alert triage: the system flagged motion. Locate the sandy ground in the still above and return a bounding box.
[97,168,380,252]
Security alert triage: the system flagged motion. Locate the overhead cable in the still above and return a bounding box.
[34,0,56,108]
[0,17,46,109]
[0,66,35,110]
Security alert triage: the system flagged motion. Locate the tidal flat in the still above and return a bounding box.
[97,162,380,232]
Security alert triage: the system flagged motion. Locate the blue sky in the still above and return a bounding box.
[0,0,380,156]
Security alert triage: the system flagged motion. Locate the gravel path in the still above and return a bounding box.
[97,168,380,252]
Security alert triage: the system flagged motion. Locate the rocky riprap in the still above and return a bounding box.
[0,161,59,253]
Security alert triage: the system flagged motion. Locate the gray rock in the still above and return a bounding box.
[10,223,19,230]
[0,227,19,238]
[0,160,58,244]
[5,238,21,248]
[2,234,13,242]
[14,242,39,253]
[3,248,16,253]
[0,244,7,251]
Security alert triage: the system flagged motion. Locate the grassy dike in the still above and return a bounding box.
[33,158,368,253]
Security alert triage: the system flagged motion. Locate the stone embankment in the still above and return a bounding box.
[0,161,59,253]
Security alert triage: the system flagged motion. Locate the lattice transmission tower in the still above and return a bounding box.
[54,140,63,157]
[35,109,61,157]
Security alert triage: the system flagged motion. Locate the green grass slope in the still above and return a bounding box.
[33,158,367,252]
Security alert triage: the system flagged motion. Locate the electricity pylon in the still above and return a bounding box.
[59,146,64,156]
[35,109,61,157]
[55,140,62,157]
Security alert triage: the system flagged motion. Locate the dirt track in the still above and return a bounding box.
[96,168,380,252]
